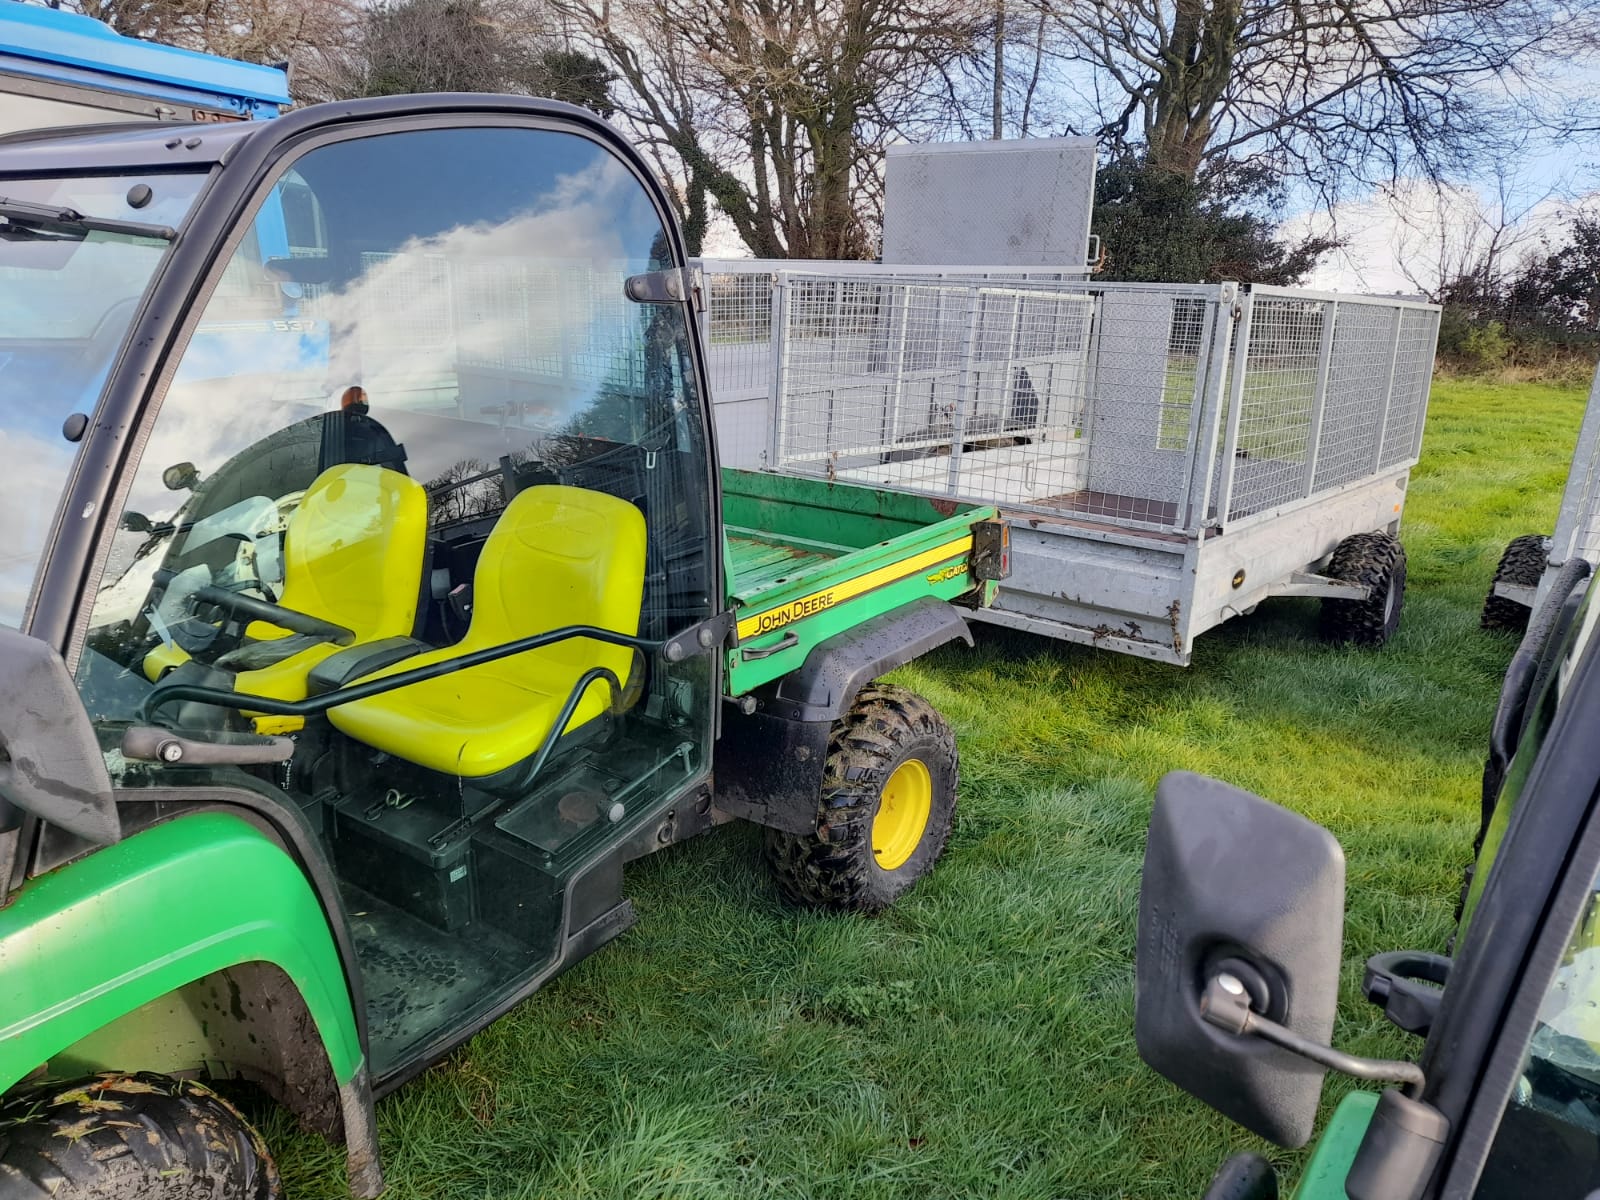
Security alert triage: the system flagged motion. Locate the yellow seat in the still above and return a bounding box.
[142,463,429,702]
[327,486,646,780]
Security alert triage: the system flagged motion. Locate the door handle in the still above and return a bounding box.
[740,631,798,660]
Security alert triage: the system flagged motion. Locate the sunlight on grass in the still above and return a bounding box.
[268,378,1590,1198]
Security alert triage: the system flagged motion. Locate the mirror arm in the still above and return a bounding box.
[1201,974,1426,1097]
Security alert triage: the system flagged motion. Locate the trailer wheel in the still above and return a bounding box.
[0,1072,279,1200]
[763,683,957,913]
[1480,534,1548,633]
[1319,532,1406,646]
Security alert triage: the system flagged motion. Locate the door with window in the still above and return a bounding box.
[1425,589,1600,1197]
[76,122,718,1080]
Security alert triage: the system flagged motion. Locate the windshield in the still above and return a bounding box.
[0,170,204,629]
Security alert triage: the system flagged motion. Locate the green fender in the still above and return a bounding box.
[0,811,362,1091]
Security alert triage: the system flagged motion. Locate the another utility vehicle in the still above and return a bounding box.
[0,95,1008,1197]
[1135,542,1600,1197]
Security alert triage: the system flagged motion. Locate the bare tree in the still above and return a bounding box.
[1042,0,1590,196]
[558,0,988,258]
[312,0,614,112]
[1390,150,1571,305]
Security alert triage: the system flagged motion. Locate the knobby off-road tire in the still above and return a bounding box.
[764,683,958,913]
[1480,533,1548,633]
[1320,532,1407,647]
[0,1072,280,1200]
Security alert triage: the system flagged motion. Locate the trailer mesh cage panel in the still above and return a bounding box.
[726,271,1439,535]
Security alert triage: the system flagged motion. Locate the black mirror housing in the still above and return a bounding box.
[263,255,332,285]
[1135,771,1345,1147]
[0,626,118,845]
[162,461,199,491]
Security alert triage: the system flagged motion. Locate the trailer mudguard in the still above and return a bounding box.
[715,597,972,835]
[0,811,361,1092]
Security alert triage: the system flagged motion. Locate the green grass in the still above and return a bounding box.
[269,377,1591,1198]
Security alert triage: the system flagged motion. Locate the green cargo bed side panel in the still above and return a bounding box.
[0,812,361,1092]
[721,469,997,695]
[1292,1090,1378,1198]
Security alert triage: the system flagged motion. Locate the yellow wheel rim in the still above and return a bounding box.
[872,758,933,871]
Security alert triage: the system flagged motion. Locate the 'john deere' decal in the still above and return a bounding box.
[751,590,838,635]
[735,537,973,643]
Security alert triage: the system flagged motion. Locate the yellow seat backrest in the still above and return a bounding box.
[463,485,646,678]
[322,485,647,779]
[247,462,428,644]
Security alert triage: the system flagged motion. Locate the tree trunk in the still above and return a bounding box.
[992,0,1004,139]
[1144,0,1239,180]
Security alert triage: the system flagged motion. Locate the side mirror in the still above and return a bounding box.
[0,626,118,845]
[264,256,332,285]
[121,511,153,533]
[163,461,200,491]
[1135,771,1345,1147]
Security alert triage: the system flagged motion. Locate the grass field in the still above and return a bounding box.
[271,377,1591,1199]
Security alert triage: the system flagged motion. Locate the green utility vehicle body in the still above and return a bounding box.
[0,93,1003,1197]
[1133,551,1600,1200]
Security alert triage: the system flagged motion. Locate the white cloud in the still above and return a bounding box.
[1283,179,1597,297]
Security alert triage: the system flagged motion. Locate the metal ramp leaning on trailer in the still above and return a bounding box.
[699,264,1441,666]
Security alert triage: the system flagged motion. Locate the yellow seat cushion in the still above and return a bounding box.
[328,485,646,779]
[142,642,191,683]
[234,640,344,702]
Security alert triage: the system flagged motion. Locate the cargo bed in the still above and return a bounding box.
[721,469,998,693]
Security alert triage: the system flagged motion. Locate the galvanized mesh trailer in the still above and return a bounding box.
[701,265,1440,665]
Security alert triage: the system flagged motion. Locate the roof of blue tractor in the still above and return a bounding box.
[0,4,290,118]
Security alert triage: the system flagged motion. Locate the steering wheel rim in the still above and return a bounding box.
[185,581,354,645]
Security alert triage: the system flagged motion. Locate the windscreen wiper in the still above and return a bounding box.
[0,195,175,241]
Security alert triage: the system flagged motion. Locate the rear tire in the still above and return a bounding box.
[1480,533,1548,633]
[1319,532,1406,646]
[764,683,957,912]
[0,1072,280,1200]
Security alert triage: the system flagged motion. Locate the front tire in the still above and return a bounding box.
[1319,532,1406,646]
[0,1072,280,1200]
[764,683,957,912]
[1480,533,1548,633]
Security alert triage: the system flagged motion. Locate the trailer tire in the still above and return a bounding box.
[0,1072,280,1200]
[1320,532,1406,646]
[1480,534,1548,633]
[763,684,957,913]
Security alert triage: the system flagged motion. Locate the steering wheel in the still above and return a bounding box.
[187,583,355,645]
[153,567,355,650]
[151,565,227,654]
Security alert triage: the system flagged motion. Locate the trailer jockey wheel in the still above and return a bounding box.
[764,683,958,913]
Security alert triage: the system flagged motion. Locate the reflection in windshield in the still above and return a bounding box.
[105,148,667,549]
[0,172,203,628]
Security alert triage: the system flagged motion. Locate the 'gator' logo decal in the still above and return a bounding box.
[925,563,966,585]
